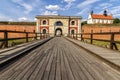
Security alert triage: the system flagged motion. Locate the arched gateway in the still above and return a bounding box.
[35,15,82,37]
[54,21,63,36]
[55,28,62,36]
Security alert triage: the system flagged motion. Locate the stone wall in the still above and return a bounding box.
[0,25,35,38]
[82,25,120,40]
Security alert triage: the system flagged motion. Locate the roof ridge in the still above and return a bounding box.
[91,14,113,19]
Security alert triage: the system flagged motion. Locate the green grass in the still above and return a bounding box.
[8,38,33,45]
[93,40,110,48]
[0,38,34,48]
[83,39,120,51]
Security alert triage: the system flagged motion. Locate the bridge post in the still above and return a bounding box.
[76,34,77,40]
[90,30,93,44]
[110,33,114,49]
[81,33,83,41]
[35,33,37,40]
[26,32,28,42]
[110,33,118,50]
[4,31,8,48]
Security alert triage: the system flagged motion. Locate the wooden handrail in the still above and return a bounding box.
[0,30,50,48]
[69,32,120,50]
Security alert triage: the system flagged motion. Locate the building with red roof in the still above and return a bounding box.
[87,10,113,24]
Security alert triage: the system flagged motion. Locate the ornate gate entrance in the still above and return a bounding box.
[55,28,62,36]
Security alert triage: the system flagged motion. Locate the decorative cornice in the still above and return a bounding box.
[35,15,82,19]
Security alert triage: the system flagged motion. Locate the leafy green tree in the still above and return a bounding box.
[113,18,120,24]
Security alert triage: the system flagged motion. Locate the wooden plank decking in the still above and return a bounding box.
[0,37,120,80]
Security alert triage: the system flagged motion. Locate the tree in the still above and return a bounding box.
[81,21,87,26]
[113,18,120,24]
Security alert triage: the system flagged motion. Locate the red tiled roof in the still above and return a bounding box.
[91,14,113,20]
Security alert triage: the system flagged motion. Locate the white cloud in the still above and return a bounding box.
[18,17,28,21]
[21,3,33,14]
[34,18,37,21]
[97,5,120,18]
[77,8,90,15]
[12,0,33,14]
[41,10,58,15]
[61,0,76,10]
[9,19,14,21]
[114,14,120,17]
[109,6,120,17]
[62,0,76,10]
[45,5,60,11]
[63,3,73,10]
[12,0,22,2]
[77,0,100,8]
[0,13,12,21]
[64,0,76,3]
[109,0,119,2]
[99,3,113,9]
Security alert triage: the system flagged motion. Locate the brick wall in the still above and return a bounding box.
[0,25,35,38]
[82,25,120,40]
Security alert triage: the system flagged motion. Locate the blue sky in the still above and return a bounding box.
[0,0,120,21]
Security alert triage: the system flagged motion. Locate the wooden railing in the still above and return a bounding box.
[0,30,50,48]
[68,32,120,50]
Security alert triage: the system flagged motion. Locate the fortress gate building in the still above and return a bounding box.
[36,15,82,37]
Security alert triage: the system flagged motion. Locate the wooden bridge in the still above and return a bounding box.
[0,36,120,80]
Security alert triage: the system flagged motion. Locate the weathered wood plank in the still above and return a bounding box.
[29,47,52,80]
[60,46,68,80]
[48,44,57,80]
[55,45,61,80]
[0,46,43,80]
[0,37,120,80]
[35,45,54,80]
[66,43,88,80]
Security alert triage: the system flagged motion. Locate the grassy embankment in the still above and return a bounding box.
[0,38,35,48]
[86,39,120,51]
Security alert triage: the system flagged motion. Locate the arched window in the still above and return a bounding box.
[71,30,75,34]
[43,20,47,25]
[71,21,75,25]
[42,29,46,34]
[55,21,63,26]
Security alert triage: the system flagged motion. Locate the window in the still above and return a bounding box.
[55,21,63,26]
[43,20,47,25]
[42,29,46,34]
[71,30,75,34]
[71,21,75,25]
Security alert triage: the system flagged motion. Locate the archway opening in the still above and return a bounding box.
[71,30,75,35]
[55,21,63,26]
[55,28,62,36]
[42,29,46,34]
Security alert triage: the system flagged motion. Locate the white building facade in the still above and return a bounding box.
[87,11,113,24]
